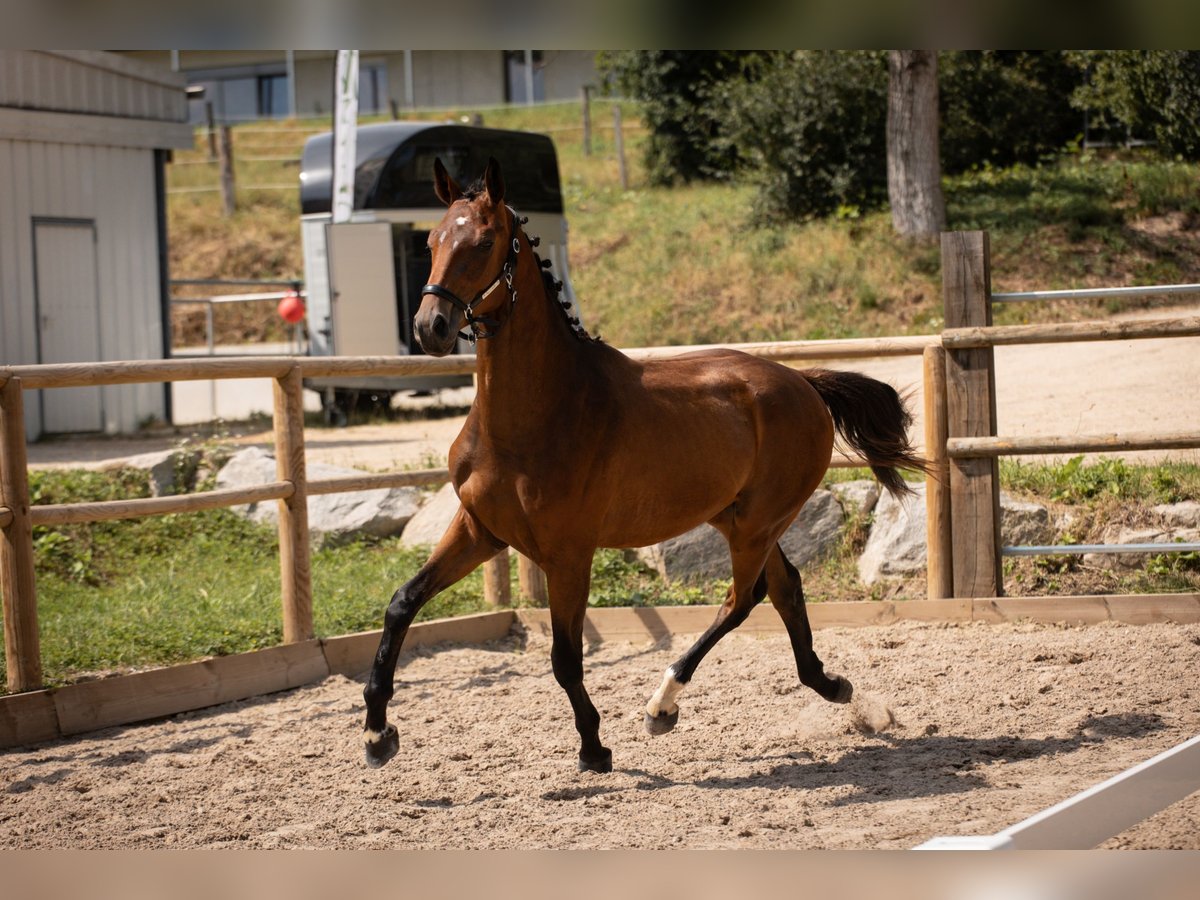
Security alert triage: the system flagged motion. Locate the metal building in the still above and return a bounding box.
[0,50,192,439]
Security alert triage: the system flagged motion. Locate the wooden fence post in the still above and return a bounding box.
[581,85,592,156]
[923,344,953,600]
[217,125,236,217]
[205,102,217,159]
[484,549,511,608]
[613,105,628,190]
[941,231,1003,598]
[273,366,313,642]
[0,378,42,691]
[517,554,549,606]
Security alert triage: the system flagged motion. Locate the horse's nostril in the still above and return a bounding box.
[432,314,449,341]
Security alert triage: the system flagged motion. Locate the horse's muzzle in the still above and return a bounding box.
[414,302,459,357]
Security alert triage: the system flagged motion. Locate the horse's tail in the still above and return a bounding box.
[803,368,930,500]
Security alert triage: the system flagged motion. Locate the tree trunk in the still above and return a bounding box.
[887,50,946,239]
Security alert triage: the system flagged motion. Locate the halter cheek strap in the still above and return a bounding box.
[421,209,521,344]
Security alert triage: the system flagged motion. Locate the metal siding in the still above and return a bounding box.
[0,52,185,123]
[34,220,103,432]
[1,138,165,437]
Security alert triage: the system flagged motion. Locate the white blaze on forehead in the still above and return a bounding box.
[455,215,469,226]
[646,666,685,717]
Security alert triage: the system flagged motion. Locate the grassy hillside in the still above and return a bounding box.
[167,100,1200,349]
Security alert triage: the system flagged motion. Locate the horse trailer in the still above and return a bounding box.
[298,122,581,420]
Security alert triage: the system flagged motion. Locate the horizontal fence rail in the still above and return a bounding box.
[942,315,1200,349]
[0,336,929,695]
[1003,543,1200,557]
[992,283,1200,303]
[946,431,1200,458]
[29,482,294,527]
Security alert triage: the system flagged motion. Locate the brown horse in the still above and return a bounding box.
[363,157,925,773]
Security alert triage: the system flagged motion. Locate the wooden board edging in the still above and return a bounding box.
[321,610,516,678]
[517,594,1200,643]
[3,598,1197,751]
[0,611,518,750]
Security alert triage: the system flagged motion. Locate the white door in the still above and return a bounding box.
[326,222,400,356]
[34,219,103,433]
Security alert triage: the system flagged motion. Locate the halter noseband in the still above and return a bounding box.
[421,208,521,344]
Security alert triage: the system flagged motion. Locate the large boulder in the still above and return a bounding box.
[1084,523,1200,569]
[858,483,928,583]
[858,487,1054,582]
[1154,500,1200,529]
[216,447,422,544]
[103,448,201,497]
[829,479,880,516]
[637,489,845,583]
[399,482,461,549]
[999,492,1052,547]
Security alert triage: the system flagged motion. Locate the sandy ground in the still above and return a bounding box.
[12,309,1200,849]
[2,619,1198,849]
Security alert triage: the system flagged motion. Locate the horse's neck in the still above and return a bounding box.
[472,261,595,441]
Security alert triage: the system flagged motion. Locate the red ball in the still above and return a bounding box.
[277,291,305,324]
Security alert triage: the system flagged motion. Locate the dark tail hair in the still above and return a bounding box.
[803,368,930,499]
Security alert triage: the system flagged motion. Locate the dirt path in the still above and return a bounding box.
[2,620,1198,849]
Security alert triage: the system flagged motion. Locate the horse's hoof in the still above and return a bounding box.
[363,724,399,768]
[644,709,679,736]
[831,676,854,704]
[578,748,613,774]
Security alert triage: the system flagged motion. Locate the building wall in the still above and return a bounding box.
[0,50,185,438]
[541,51,598,101]
[120,50,598,118]
[0,50,186,121]
[0,139,166,438]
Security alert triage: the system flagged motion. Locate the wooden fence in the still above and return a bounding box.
[1,229,1199,738]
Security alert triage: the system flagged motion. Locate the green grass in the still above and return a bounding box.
[168,102,1200,352]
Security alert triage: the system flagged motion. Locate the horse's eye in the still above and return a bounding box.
[480,240,495,251]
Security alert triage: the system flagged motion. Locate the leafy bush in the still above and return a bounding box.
[939,51,1085,174]
[598,51,751,185]
[718,51,889,221]
[1070,51,1200,159]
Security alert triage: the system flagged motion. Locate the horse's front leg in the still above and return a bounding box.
[362,506,506,768]
[544,554,612,773]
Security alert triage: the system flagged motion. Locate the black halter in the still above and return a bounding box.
[421,208,521,343]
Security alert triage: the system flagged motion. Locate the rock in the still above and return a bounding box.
[638,489,844,583]
[1154,500,1200,529]
[857,483,927,583]
[399,482,462,549]
[1083,524,1200,569]
[103,448,199,496]
[1000,492,1052,547]
[829,480,880,515]
[216,447,422,544]
[779,490,847,568]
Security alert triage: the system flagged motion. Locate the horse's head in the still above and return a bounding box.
[415,156,518,356]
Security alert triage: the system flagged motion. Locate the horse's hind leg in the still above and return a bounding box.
[545,555,612,773]
[644,535,772,736]
[764,543,852,703]
[362,507,505,768]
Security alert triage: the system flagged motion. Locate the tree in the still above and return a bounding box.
[886,51,945,239]
[1070,51,1200,159]
[597,51,750,185]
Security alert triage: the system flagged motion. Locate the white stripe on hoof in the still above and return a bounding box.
[364,728,385,745]
[646,666,685,718]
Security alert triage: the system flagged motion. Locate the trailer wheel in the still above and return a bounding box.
[321,388,394,427]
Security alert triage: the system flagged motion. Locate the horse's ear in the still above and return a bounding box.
[432,158,462,206]
[484,156,505,206]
